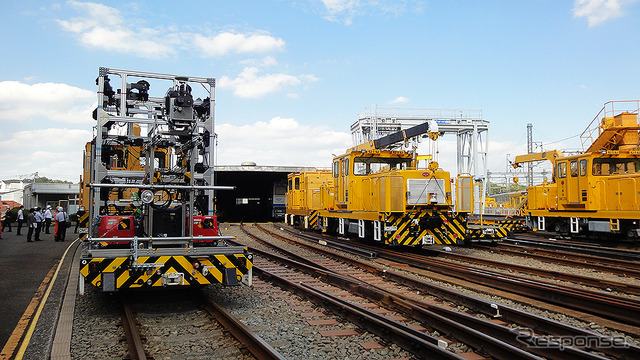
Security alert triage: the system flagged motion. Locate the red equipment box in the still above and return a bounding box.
[192,215,219,243]
[98,215,135,244]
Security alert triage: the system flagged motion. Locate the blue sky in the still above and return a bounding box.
[0,0,639,182]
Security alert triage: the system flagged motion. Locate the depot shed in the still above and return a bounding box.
[213,164,301,223]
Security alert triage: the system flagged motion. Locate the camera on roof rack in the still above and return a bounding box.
[127,80,150,101]
[165,78,194,127]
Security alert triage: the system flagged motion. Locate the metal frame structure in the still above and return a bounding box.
[79,68,252,292]
[91,68,218,235]
[351,106,490,213]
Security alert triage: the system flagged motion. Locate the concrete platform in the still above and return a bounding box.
[0,226,78,359]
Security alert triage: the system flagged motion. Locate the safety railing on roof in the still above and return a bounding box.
[580,100,640,151]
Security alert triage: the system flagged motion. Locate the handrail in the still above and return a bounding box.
[580,100,640,151]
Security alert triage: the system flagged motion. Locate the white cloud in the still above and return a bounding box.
[322,0,361,25]
[0,129,92,182]
[218,67,319,98]
[0,81,95,124]
[389,96,410,104]
[193,33,285,57]
[0,79,95,181]
[319,0,418,25]
[215,117,527,183]
[57,1,285,59]
[57,1,177,58]
[216,117,352,167]
[573,0,638,27]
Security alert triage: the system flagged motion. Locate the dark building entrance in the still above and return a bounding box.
[213,165,298,223]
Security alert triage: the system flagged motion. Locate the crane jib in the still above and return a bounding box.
[373,122,432,149]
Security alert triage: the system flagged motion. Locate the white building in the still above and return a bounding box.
[0,180,25,205]
[23,183,79,214]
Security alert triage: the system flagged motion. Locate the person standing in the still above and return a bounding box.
[44,205,53,234]
[34,207,43,241]
[1,211,11,233]
[53,207,60,239]
[16,205,24,235]
[26,208,36,242]
[54,207,69,242]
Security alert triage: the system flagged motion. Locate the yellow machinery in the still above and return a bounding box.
[286,121,506,246]
[513,100,640,239]
[481,191,529,233]
[78,68,252,292]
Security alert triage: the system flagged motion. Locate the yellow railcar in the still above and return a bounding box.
[286,121,505,246]
[514,101,640,239]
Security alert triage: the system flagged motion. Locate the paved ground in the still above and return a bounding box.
[0,224,73,348]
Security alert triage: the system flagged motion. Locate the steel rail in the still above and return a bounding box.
[475,244,640,278]
[275,226,640,323]
[495,243,640,272]
[264,225,640,359]
[239,226,331,269]
[252,262,470,360]
[120,297,148,360]
[282,226,378,258]
[506,237,640,262]
[244,229,604,360]
[426,248,640,295]
[197,293,285,360]
[374,247,640,326]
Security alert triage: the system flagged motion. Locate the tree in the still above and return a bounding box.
[34,177,73,184]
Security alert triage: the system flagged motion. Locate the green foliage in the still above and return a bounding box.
[487,181,526,196]
[34,177,73,184]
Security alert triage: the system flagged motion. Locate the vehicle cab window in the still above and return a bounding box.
[580,159,587,176]
[570,161,578,177]
[557,162,567,178]
[341,158,349,176]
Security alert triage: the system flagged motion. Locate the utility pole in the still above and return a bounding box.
[527,123,533,187]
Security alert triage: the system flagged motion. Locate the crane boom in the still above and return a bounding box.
[511,150,564,168]
[349,120,438,151]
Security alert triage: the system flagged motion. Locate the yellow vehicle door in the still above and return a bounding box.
[578,159,589,205]
[333,160,343,204]
[342,158,349,205]
[567,160,579,204]
[557,161,568,205]
[335,157,349,206]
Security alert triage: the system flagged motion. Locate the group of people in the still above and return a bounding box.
[1,205,70,242]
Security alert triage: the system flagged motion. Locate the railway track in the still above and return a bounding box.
[474,243,640,278]
[118,290,283,360]
[237,227,472,359]
[421,248,640,296]
[509,234,640,262]
[235,224,639,360]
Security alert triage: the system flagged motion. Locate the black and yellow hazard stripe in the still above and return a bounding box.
[308,211,319,229]
[80,254,252,290]
[497,220,527,232]
[78,211,89,242]
[467,226,509,240]
[384,210,467,246]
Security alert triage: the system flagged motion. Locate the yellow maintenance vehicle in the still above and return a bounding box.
[512,100,640,239]
[286,120,506,246]
[78,68,253,292]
